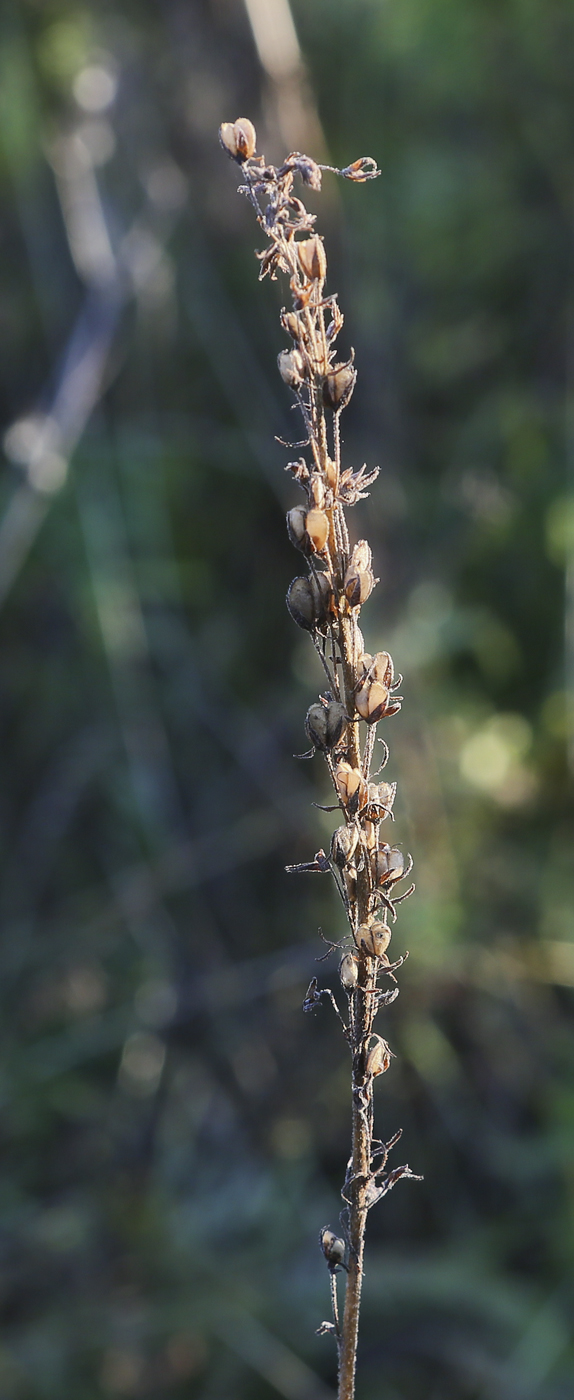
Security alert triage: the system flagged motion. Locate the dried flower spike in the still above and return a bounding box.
[220,120,417,1400]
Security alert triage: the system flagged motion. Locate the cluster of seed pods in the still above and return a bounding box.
[220,118,419,1393]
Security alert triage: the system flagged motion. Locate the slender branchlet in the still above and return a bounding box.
[219,116,421,1400]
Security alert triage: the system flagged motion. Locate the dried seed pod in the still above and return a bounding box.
[334,761,366,810]
[363,780,396,820]
[351,540,372,573]
[330,824,359,870]
[308,473,326,510]
[286,506,309,553]
[370,845,405,888]
[305,508,329,553]
[356,678,401,723]
[356,921,391,958]
[306,701,347,751]
[339,951,359,989]
[286,573,332,631]
[281,310,301,340]
[298,235,327,281]
[219,118,257,162]
[323,360,356,411]
[365,1035,393,1078]
[278,348,304,388]
[344,566,374,608]
[290,276,311,310]
[320,1228,346,1268]
[286,576,316,630]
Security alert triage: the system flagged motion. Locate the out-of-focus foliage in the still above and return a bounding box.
[0,0,573,1396]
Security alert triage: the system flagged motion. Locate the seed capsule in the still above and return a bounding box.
[344,567,374,608]
[339,951,359,989]
[278,348,304,388]
[334,761,366,811]
[305,508,329,553]
[281,310,301,340]
[356,921,391,958]
[323,361,356,411]
[330,824,359,870]
[305,701,347,752]
[218,118,257,162]
[298,236,327,282]
[286,573,332,631]
[370,845,405,888]
[286,506,309,554]
[365,1035,393,1078]
[320,1228,346,1268]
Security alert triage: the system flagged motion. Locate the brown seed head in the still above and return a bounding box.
[334,761,366,810]
[370,845,405,888]
[330,824,359,870]
[286,505,310,553]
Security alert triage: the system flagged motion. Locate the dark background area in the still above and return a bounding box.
[0,1,573,1396]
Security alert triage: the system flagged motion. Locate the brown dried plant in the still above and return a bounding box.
[219,116,421,1400]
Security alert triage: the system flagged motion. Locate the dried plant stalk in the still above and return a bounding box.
[219,117,421,1400]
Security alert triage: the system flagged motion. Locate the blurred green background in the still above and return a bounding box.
[0,1,573,1396]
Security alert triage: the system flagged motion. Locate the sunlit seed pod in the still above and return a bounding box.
[334,761,364,806]
[344,566,374,608]
[358,652,373,679]
[350,540,372,573]
[286,506,309,552]
[278,348,304,388]
[370,845,405,887]
[286,576,316,630]
[365,1035,393,1078]
[320,1228,346,1267]
[339,951,359,990]
[218,117,257,162]
[305,508,329,553]
[308,473,326,510]
[357,921,391,958]
[330,824,359,870]
[322,362,356,411]
[298,235,327,281]
[356,680,391,723]
[371,650,394,686]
